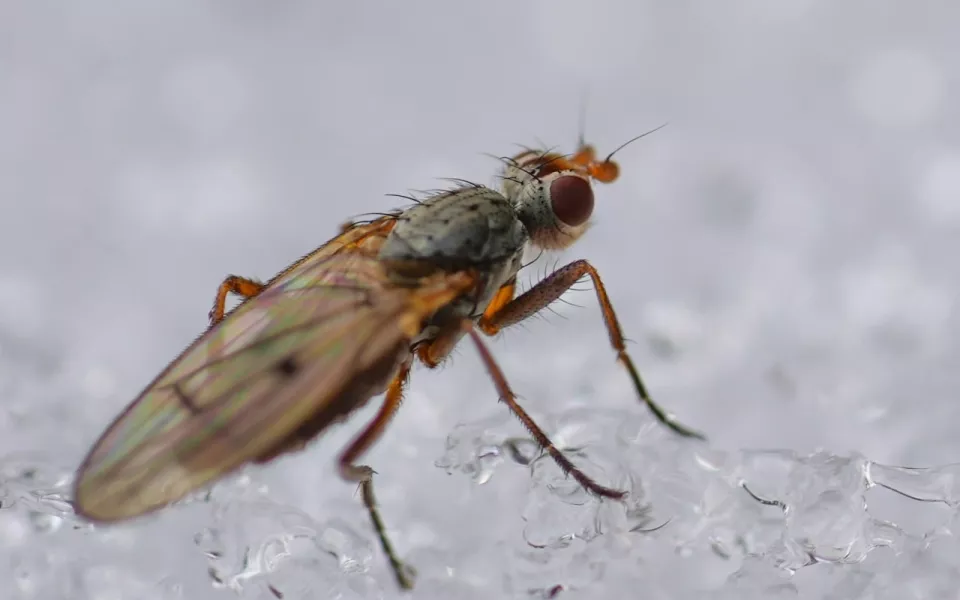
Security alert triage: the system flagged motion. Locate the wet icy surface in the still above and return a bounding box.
[4,1,960,598]
[5,411,960,598]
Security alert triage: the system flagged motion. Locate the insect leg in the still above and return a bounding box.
[337,361,415,590]
[208,275,265,325]
[477,259,706,440]
[461,321,626,499]
[481,280,517,321]
[415,280,518,368]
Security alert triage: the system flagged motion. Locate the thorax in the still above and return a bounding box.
[378,185,528,328]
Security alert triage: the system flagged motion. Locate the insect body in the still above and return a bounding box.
[73,131,702,591]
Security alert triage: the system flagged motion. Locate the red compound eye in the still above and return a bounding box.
[550,175,594,227]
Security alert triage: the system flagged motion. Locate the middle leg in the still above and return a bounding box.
[461,321,626,499]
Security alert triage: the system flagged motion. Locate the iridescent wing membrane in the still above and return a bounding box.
[74,218,468,521]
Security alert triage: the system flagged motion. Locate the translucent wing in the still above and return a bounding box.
[267,215,399,287]
[75,218,462,522]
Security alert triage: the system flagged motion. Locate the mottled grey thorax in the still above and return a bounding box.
[378,185,528,321]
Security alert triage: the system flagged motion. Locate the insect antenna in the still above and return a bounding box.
[601,122,669,164]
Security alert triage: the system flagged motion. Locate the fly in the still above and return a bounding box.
[73,127,702,591]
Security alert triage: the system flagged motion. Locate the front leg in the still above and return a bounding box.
[478,259,706,440]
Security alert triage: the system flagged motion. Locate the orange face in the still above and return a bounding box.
[508,141,622,184]
[505,123,667,188]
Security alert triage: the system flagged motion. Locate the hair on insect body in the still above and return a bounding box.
[72,126,701,592]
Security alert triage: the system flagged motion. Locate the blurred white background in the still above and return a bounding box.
[2,1,960,598]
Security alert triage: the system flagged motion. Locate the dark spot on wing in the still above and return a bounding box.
[173,383,201,415]
[274,356,299,377]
